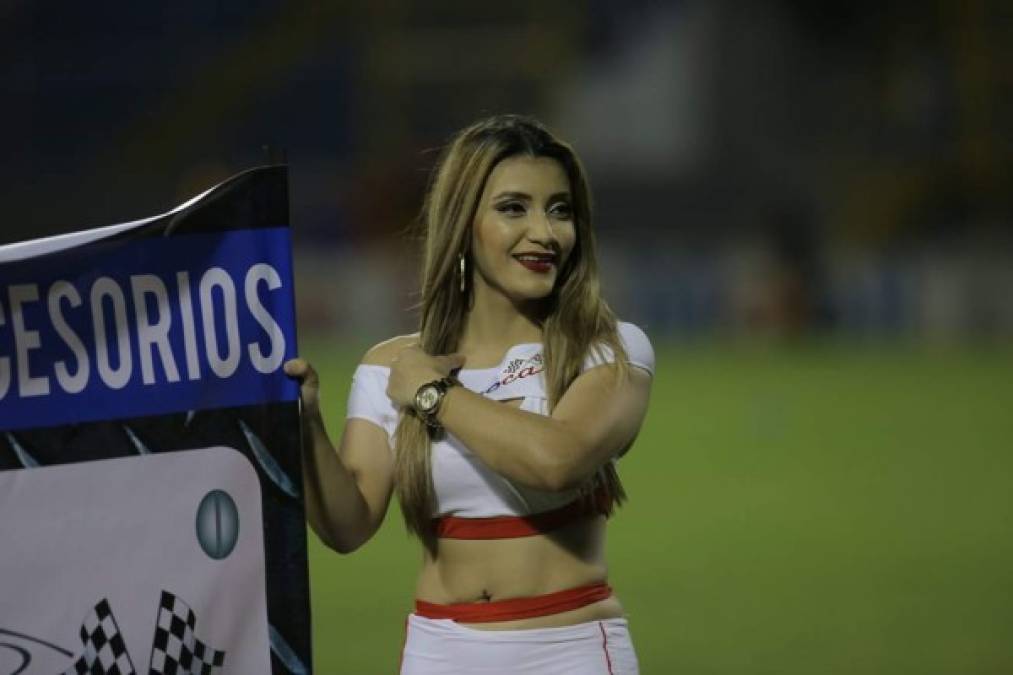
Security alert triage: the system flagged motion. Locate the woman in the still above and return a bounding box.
[285,115,654,674]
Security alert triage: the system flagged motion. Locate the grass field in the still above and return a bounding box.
[303,340,1013,674]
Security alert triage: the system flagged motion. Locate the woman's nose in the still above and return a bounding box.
[526,211,558,245]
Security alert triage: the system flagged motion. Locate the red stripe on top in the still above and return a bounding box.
[433,487,610,539]
[415,582,612,623]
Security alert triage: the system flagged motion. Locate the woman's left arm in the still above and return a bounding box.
[387,345,652,492]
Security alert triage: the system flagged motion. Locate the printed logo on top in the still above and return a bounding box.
[481,352,544,397]
[0,227,298,430]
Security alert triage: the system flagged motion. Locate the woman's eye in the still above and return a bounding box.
[549,203,573,219]
[496,202,526,216]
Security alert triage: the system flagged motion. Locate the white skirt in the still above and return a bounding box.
[399,613,640,674]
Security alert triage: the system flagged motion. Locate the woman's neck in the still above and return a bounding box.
[458,283,546,357]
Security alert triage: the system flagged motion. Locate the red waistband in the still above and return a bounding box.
[433,489,609,540]
[414,581,613,623]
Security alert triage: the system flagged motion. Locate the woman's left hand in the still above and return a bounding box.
[386,343,465,409]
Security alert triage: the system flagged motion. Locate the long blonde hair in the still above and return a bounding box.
[395,115,629,550]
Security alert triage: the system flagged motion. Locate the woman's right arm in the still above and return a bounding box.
[284,353,396,554]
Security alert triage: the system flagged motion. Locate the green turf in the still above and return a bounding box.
[302,340,1013,674]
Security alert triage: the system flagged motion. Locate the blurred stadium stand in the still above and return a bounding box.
[2,0,1011,341]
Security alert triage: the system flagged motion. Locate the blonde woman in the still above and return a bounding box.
[286,115,654,674]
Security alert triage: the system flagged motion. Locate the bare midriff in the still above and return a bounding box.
[414,515,625,630]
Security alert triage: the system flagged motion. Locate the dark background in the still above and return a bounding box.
[3,0,1011,342]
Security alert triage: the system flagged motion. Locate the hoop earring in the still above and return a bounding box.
[458,254,467,293]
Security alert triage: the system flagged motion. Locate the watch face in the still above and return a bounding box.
[416,385,440,413]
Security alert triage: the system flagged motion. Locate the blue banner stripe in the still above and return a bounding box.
[0,227,298,431]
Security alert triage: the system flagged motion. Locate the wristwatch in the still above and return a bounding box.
[414,376,455,427]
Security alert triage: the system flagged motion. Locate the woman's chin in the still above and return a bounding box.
[507,289,556,310]
[513,276,559,299]
[477,276,557,307]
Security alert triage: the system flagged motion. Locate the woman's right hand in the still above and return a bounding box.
[284,358,320,414]
[387,344,465,409]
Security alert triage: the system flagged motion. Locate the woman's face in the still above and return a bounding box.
[470,155,577,305]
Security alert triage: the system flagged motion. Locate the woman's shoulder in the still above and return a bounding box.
[617,321,653,356]
[582,320,655,376]
[359,333,420,368]
[347,336,410,430]
[617,321,654,374]
[615,320,649,343]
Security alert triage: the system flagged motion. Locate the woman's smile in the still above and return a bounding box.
[513,251,557,273]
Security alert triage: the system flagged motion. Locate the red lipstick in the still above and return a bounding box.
[514,254,555,273]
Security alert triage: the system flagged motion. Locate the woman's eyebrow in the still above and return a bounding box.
[491,191,532,201]
[491,191,572,201]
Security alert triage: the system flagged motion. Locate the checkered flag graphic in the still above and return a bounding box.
[63,598,137,675]
[148,590,226,675]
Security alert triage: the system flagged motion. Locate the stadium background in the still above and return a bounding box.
[3,2,1011,672]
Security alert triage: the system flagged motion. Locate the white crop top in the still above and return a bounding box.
[345,321,655,518]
